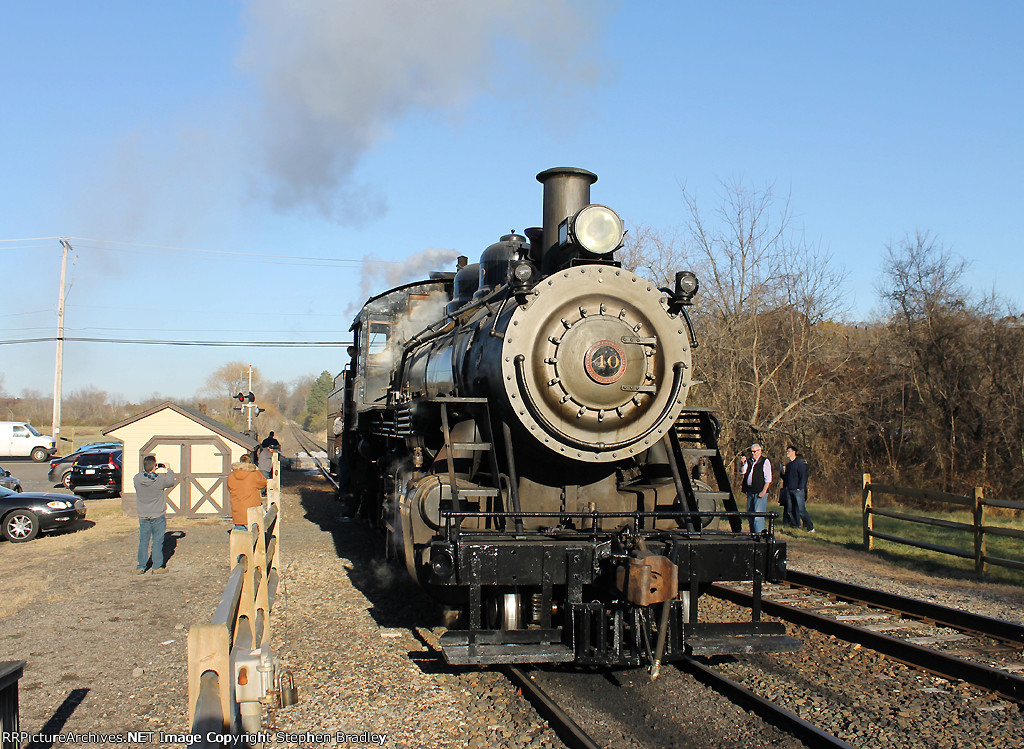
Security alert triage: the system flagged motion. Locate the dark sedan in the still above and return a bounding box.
[68,450,123,497]
[0,485,86,542]
[0,464,23,492]
[48,442,121,487]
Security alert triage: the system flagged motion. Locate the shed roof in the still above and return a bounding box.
[103,400,259,450]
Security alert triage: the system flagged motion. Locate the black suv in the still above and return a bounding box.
[68,450,123,498]
[48,442,121,487]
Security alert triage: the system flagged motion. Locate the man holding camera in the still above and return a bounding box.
[132,455,176,574]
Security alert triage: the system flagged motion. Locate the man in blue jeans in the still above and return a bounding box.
[783,445,814,532]
[742,443,772,534]
[132,455,177,574]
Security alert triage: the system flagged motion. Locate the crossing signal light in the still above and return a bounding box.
[235,392,246,403]
[247,391,255,402]
[255,407,266,416]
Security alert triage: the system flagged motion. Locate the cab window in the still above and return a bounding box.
[367,321,390,358]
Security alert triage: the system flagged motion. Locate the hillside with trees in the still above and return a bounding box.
[621,182,1023,502]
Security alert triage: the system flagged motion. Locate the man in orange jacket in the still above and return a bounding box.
[227,453,268,530]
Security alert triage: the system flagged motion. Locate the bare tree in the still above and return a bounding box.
[620,181,851,468]
[880,234,1024,492]
[199,361,264,425]
[683,181,850,459]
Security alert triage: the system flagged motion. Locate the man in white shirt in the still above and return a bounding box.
[741,443,772,534]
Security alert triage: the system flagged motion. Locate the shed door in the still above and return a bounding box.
[139,436,233,517]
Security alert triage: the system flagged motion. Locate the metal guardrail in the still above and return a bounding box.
[1,661,25,749]
[187,453,281,738]
[862,473,1024,574]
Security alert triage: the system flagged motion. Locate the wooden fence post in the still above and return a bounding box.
[862,473,873,551]
[187,624,231,731]
[248,504,271,647]
[974,486,985,576]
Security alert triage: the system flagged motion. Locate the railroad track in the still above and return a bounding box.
[503,667,602,749]
[286,422,337,489]
[518,659,853,749]
[710,571,1024,705]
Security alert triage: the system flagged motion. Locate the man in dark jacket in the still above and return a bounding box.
[742,443,772,534]
[132,455,177,574]
[783,445,814,532]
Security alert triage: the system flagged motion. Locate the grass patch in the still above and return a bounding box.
[55,425,119,453]
[787,501,1024,586]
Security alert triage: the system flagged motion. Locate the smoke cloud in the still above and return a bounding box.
[359,247,461,303]
[237,0,602,222]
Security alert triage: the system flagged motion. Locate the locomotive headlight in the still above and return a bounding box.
[430,543,456,580]
[510,259,538,296]
[674,270,699,304]
[563,204,625,255]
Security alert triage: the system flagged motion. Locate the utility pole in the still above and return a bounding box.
[52,238,70,444]
[247,364,254,431]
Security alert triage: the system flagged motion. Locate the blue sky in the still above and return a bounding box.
[2,1,1021,405]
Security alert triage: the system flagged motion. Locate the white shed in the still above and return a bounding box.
[104,401,258,518]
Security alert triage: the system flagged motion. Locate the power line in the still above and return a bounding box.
[63,236,409,267]
[0,336,352,347]
[3,325,352,334]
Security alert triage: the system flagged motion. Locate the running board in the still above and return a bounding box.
[685,622,801,655]
[440,629,574,665]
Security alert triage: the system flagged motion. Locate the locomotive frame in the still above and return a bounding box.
[327,168,798,667]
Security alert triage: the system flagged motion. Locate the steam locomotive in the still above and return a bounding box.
[328,168,796,667]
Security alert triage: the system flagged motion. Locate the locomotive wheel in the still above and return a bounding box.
[486,592,522,630]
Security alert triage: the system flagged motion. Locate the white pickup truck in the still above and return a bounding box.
[0,421,57,461]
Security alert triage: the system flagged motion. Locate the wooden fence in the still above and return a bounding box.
[862,473,1024,575]
[187,455,281,738]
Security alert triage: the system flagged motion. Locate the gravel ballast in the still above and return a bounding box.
[2,466,1021,748]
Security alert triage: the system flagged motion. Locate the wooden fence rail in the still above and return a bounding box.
[187,454,281,737]
[862,473,1024,575]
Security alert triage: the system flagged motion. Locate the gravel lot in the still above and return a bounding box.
[2,452,1021,748]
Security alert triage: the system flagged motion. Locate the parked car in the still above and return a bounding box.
[48,442,122,488]
[0,421,57,462]
[0,464,23,492]
[0,485,86,542]
[68,450,123,497]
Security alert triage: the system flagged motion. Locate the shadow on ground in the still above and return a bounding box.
[289,472,446,633]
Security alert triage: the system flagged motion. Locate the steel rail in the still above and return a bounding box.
[287,422,338,489]
[783,570,1024,645]
[502,667,602,749]
[679,656,856,749]
[710,583,1024,705]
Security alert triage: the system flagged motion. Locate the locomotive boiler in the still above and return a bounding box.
[328,167,796,667]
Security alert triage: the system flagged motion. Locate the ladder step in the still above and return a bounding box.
[452,442,492,451]
[680,448,717,459]
[457,488,500,498]
[694,491,732,502]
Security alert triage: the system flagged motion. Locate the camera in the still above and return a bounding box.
[157,463,165,469]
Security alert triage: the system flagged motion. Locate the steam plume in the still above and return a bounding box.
[238,0,601,222]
